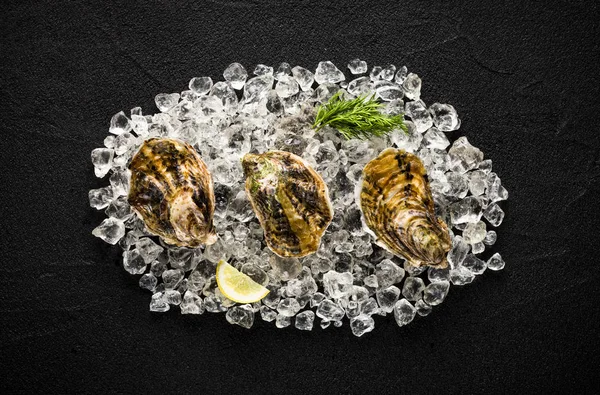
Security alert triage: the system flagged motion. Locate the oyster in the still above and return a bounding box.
[360,148,451,268]
[242,151,333,258]
[128,138,217,247]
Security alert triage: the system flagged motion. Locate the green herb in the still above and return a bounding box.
[312,92,407,140]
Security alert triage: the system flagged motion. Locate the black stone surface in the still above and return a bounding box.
[1,1,599,393]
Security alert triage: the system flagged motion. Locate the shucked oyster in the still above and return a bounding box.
[360,148,451,268]
[242,151,333,258]
[128,138,217,247]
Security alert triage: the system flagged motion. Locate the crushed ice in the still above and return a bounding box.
[90,60,508,336]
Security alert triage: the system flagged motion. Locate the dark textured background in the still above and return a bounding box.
[2,0,599,393]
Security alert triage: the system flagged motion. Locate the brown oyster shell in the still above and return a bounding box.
[360,148,451,268]
[128,138,217,247]
[242,150,333,258]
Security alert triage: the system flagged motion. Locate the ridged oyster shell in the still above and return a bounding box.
[242,150,333,258]
[128,138,217,247]
[360,148,451,268]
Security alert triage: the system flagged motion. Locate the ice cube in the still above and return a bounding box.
[109,111,132,135]
[350,315,375,337]
[447,235,470,269]
[291,66,315,91]
[363,274,379,289]
[347,59,368,74]
[286,267,318,297]
[295,310,315,331]
[180,291,205,314]
[428,266,450,283]
[211,81,238,111]
[275,313,292,328]
[277,298,301,317]
[131,115,148,137]
[450,196,483,224]
[314,83,339,102]
[323,270,353,299]
[448,137,484,173]
[449,266,475,285]
[189,77,213,95]
[384,99,405,115]
[223,62,248,90]
[394,66,408,84]
[402,277,426,301]
[429,103,461,132]
[269,255,302,281]
[483,203,505,227]
[461,254,487,275]
[375,81,403,101]
[380,64,396,81]
[226,304,255,329]
[468,170,488,196]
[314,61,345,84]
[347,76,371,96]
[275,75,300,98]
[402,73,421,100]
[91,148,114,178]
[376,285,400,313]
[369,66,382,81]
[359,298,379,316]
[260,306,277,322]
[164,290,182,305]
[389,121,422,153]
[254,64,273,76]
[310,292,326,308]
[375,259,405,288]
[415,299,432,316]
[274,62,292,80]
[422,127,450,150]
[316,299,345,321]
[487,252,505,271]
[423,281,450,306]
[139,273,158,292]
[162,269,185,290]
[243,74,274,103]
[393,299,416,327]
[92,217,125,245]
[89,187,114,210]
[483,230,497,245]
[404,261,427,277]
[155,93,180,112]
[149,292,170,312]
[123,249,147,275]
[135,238,164,263]
[104,135,115,149]
[404,100,433,133]
[445,172,469,199]
[463,221,487,244]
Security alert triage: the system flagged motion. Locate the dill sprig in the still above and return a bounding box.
[312,92,407,140]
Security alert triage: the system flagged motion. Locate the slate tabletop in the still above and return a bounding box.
[2,1,599,393]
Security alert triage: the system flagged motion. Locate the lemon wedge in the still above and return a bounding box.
[216,260,270,304]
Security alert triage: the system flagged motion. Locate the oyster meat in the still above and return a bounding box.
[360,148,451,268]
[242,151,333,258]
[128,138,217,247]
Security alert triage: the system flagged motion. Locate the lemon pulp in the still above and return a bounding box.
[216,260,270,304]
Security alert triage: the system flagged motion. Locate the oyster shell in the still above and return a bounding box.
[128,138,217,247]
[242,150,333,258]
[360,148,451,268]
